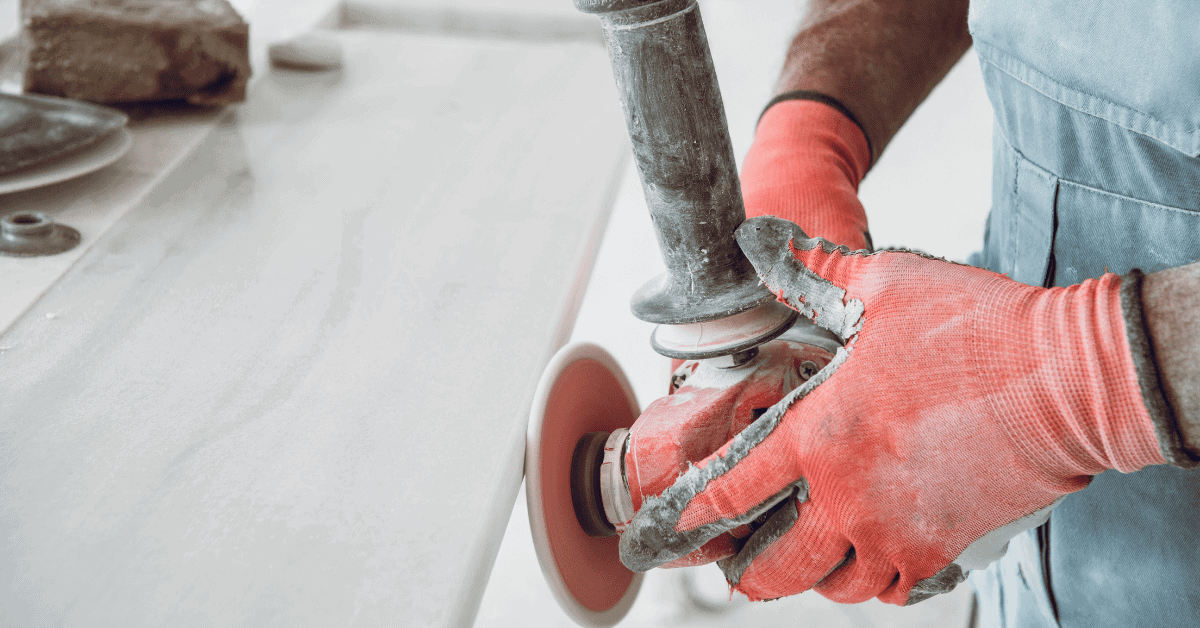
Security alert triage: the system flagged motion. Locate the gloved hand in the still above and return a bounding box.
[627,336,837,568]
[619,216,1178,605]
[740,96,872,251]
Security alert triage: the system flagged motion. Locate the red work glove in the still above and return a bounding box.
[629,337,837,567]
[619,216,1185,605]
[740,96,872,251]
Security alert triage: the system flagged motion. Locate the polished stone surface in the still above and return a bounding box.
[0,12,625,628]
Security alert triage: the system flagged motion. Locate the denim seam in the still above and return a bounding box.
[993,122,1053,189]
[1011,148,1020,277]
[1057,179,1200,216]
[1013,157,1057,287]
[994,116,1200,217]
[975,41,1200,157]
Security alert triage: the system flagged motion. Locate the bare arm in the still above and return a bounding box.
[1143,264,1200,456]
[775,0,972,162]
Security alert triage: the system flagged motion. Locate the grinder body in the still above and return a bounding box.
[570,329,840,548]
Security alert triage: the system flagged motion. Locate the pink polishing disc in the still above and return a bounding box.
[526,342,643,626]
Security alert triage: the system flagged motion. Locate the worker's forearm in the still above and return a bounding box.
[1143,264,1200,457]
[775,0,972,162]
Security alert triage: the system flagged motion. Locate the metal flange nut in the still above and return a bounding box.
[0,211,80,257]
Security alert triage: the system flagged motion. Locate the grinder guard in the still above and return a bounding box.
[526,343,643,627]
[527,330,839,624]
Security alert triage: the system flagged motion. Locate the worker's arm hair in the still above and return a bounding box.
[775,0,972,163]
[1144,264,1200,457]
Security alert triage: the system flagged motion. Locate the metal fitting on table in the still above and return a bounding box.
[0,211,80,257]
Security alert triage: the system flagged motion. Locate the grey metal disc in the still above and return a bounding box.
[0,92,127,175]
[0,211,80,257]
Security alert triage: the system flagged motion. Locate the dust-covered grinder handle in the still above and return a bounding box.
[577,0,775,327]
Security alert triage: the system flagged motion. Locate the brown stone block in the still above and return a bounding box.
[21,0,251,106]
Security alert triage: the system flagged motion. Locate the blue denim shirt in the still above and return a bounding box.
[966,2,1200,627]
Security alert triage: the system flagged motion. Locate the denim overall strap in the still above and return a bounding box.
[968,1,1200,627]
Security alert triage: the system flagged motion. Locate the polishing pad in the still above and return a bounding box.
[651,300,798,360]
[526,342,643,626]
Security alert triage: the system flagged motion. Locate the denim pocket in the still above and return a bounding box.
[983,124,1200,289]
[1050,180,1200,286]
[982,129,1058,288]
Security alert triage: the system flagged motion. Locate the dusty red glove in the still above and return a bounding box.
[629,338,836,567]
[740,97,872,251]
[619,217,1174,605]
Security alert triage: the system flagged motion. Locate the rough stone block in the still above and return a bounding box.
[21,0,250,106]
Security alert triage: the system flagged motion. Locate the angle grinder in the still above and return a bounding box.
[526,1,838,625]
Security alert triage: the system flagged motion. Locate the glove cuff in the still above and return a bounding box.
[742,98,873,251]
[759,90,874,167]
[970,272,1167,477]
[1120,269,1200,468]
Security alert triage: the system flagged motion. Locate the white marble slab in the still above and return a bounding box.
[0,26,625,628]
